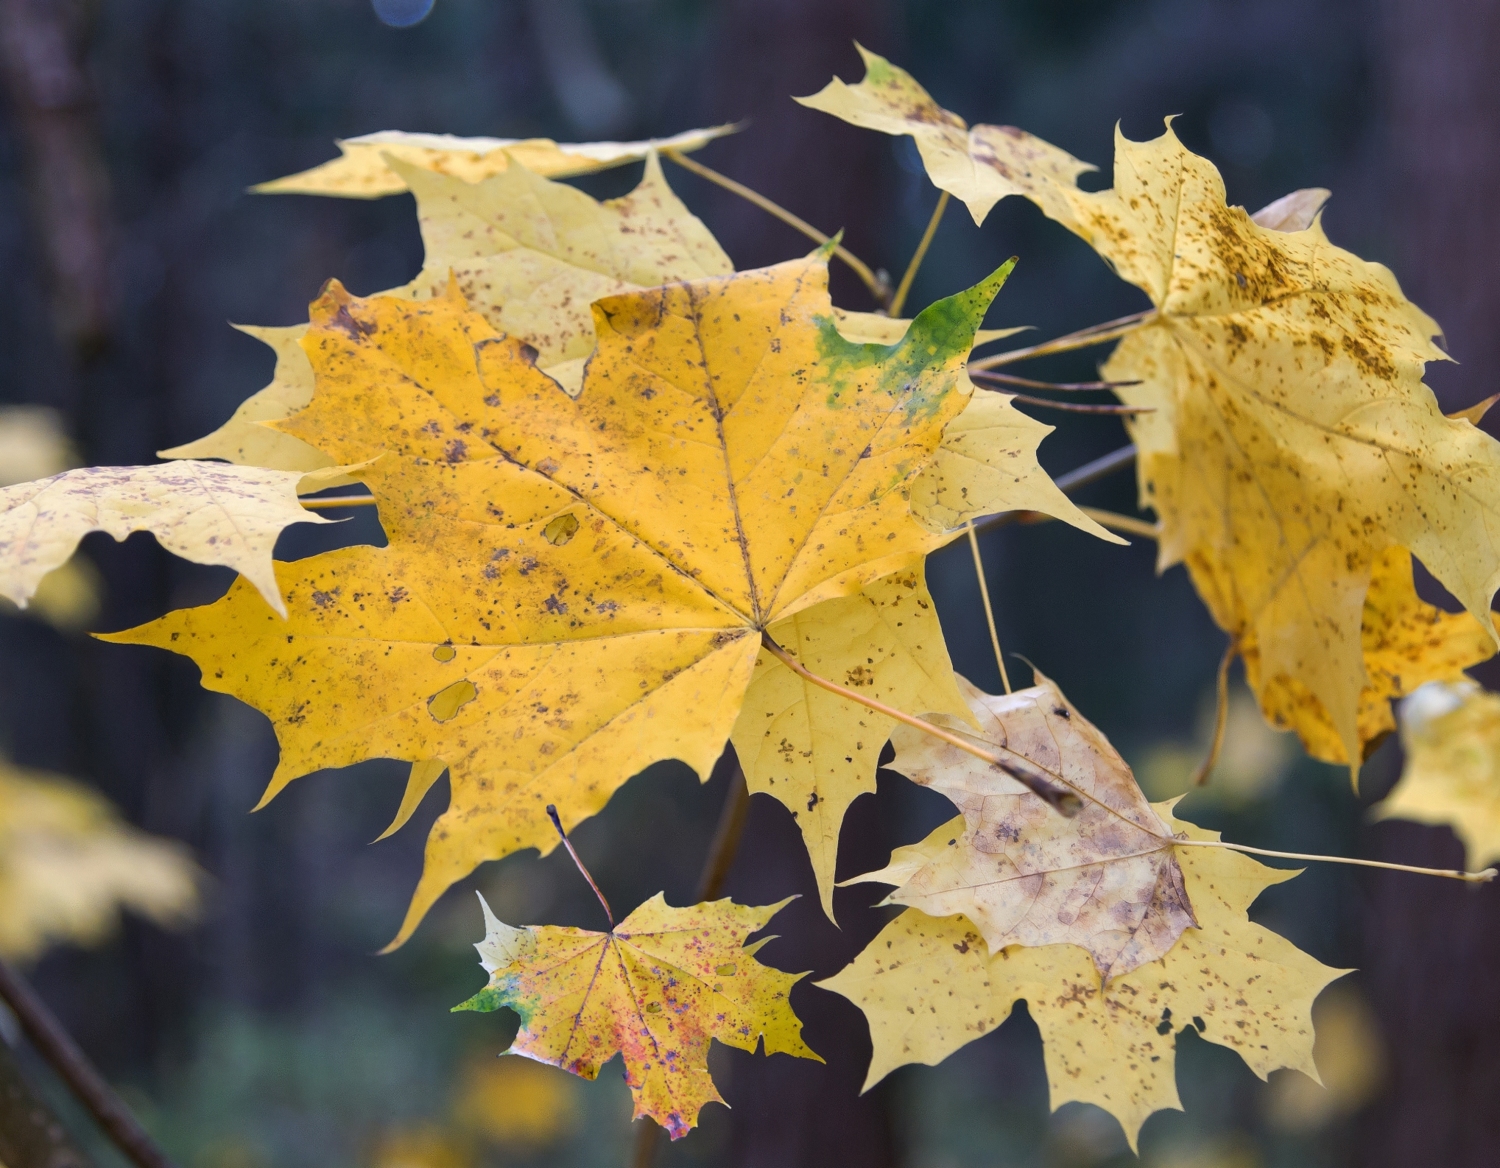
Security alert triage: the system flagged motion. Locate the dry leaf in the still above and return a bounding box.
[1243,547,1496,764]
[0,759,200,961]
[1374,679,1500,864]
[856,673,1195,980]
[1249,188,1331,233]
[107,258,1009,944]
[455,893,817,1139]
[252,125,736,198]
[0,461,330,617]
[820,804,1348,1150]
[797,45,1094,227]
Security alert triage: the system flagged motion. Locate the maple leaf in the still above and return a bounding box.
[106,256,1009,944]
[251,125,737,198]
[165,153,729,467]
[455,892,817,1139]
[1374,680,1500,865]
[1074,127,1500,768]
[796,45,1094,227]
[0,758,200,962]
[0,461,334,617]
[820,804,1348,1149]
[1243,546,1496,764]
[851,672,1196,980]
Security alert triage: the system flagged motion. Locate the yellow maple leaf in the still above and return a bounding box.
[1076,126,1500,767]
[455,892,817,1139]
[1243,547,1496,764]
[1374,680,1500,865]
[106,257,1010,944]
[853,672,1196,980]
[796,45,1094,227]
[819,804,1349,1149]
[251,125,737,198]
[0,759,200,962]
[0,461,334,617]
[165,153,729,467]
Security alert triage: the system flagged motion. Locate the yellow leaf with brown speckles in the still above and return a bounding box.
[456,892,817,1140]
[104,256,1010,946]
[820,804,1348,1150]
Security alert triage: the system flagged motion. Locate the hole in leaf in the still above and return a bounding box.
[645,1002,663,1014]
[715,963,737,977]
[543,513,580,545]
[428,679,478,721]
[432,643,456,662]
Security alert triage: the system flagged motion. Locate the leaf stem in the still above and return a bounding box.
[889,190,948,316]
[970,369,1142,393]
[0,957,181,1168]
[1173,839,1497,883]
[969,310,1154,371]
[545,804,614,929]
[1192,640,1237,786]
[760,633,1081,815]
[970,444,1137,537]
[1075,506,1160,540]
[965,520,1010,694]
[663,149,889,305]
[994,391,1152,415]
[300,494,375,509]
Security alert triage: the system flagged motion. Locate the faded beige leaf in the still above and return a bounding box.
[253,125,737,198]
[1250,188,1331,232]
[821,805,1347,1150]
[857,673,1195,980]
[0,461,329,617]
[0,758,200,962]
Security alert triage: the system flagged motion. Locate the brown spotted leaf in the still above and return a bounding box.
[853,672,1196,981]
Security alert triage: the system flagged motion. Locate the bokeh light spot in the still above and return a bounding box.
[372,0,435,28]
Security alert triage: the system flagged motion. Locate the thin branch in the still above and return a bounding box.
[1192,640,1236,786]
[300,494,376,509]
[663,149,888,305]
[1076,506,1160,540]
[969,310,1154,371]
[970,368,1141,393]
[761,633,1081,815]
[965,520,1010,694]
[1174,840,1497,883]
[970,444,1137,537]
[889,190,948,316]
[545,804,614,929]
[996,391,1153,415]
[0,958,180,1168]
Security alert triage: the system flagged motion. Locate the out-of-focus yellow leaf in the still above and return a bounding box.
[821,804,1348,1150]
[455,893,817,1139]
[1243,547,1496,764]
[797,45,1094,227]
[0,759,200,962]
[452,1056,579,1146]
[1375,679,1500,864]
[252,125,737,198]
[370,1125,472,1168]
[108,260,1008,945]
[1265,983,1386,1131]
[0,462,332,617]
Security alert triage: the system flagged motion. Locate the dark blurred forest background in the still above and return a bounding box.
[2,1,1498,1166]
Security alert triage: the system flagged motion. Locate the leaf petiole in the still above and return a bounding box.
[1174,839,1497,883]
[965,520,1011,694]
[969,310,1155,371]
[889,190,949,316]
[545,804,615,928]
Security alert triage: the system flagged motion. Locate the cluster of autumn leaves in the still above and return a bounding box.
[2,46,1499,1148]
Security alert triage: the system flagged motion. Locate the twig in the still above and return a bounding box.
[1174,840,1497,883]
[1192,640,1236,786]
[997,391,1152,415]
[760,633,1081,815]
[0,958,179,1168]
[970,369,1141,393]
[970,444,1137,537]
[663,149,888,305]
[1075,506,1160,540]
[969,310,1154,371]
[889,190,948,316]
[965,520,1010,694]
[545,804,614,929]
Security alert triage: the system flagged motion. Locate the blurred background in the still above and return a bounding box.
[1,0,1498,1165]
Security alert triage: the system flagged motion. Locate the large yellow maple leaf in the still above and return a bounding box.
[854,673,1197,981]
[107,257,1010,944]
[820,805,1348,1149]
[456,892,816,1138]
